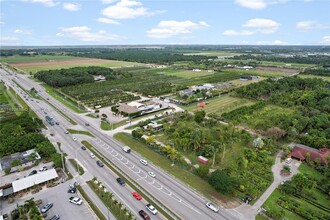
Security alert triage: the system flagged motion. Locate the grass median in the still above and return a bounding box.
[68,158,85,175]
[67,129,95,137]
[81,140,177,220]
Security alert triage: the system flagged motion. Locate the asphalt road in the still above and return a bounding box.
[0,68,242,220]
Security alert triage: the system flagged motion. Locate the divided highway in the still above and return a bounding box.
[0,68,242,220]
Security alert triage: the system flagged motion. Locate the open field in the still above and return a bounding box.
[224,68,295,77]
[167,69,215,78]
[224,59,316,68]
[298,74,330,82]
[1,55,146,73]
[183,95,255,114]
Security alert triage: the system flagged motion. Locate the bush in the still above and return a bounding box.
[194,165,209,178]
[5,168,11,175]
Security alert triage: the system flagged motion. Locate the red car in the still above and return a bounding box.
[132,192,142,200]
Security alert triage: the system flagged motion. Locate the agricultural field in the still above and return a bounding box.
[224,68,296,77]
[1,55,145,73]
[184,51,242,57]
[183,95,255,115]
[298,74,330,82]
[167,69,215,79]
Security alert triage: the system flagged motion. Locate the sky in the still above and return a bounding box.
[1,0,330,46]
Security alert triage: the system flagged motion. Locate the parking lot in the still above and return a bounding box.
[1,181,95,220]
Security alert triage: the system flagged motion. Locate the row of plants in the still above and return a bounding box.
[88,178,136,220]
[11,198,43,220]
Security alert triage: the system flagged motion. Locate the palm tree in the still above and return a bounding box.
[122,207,129,220]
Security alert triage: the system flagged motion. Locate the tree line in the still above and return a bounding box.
[35,66,130,88]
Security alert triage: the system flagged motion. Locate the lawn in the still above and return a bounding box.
[224,68,292,77]
[113,133,235,207]
[298,74,330,82]
[182,94,255,115]
[100,120,113,130]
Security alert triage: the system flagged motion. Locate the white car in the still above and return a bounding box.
[64,130,69,134]
[90,153,96,159]
[206,202,220,213]
[72,137,77,141]
[140,159,148,166]
[38,166,47,172]
[69,197,83,205]
[148,171,156,178]
[146,204,158,215]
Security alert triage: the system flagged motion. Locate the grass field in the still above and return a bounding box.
[1,55,145,73]
[167,69,215,78]
[223,59,316,69]
[298,74,330,82]
[224,68,293,77]
[183,95,255,115]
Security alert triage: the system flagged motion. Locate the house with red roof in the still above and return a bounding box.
[290,143,330,165]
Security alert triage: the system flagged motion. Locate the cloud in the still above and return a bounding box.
[320,36,330,45]
[14,28,32,35]
[97,17,120,25]
[57,26,124,42]
[0,36,19,41]
[255,40,288,45]
[63,2,81,11]
[21,0,59,7]
[223,18,280,36]
[101,0,118,4]
[234,0,287,10]
[147,20,209,39]
[296,21,328,32]
[101,0,159,22]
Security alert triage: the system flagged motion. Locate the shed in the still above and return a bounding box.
[198,156,209,164]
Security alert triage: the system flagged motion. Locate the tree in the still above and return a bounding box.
[194,110,206,123]
[265,127,286,140]
[36,141,56,158]
[11,158,22,167]
[51,153,63,168]
[208,169,239,194]
[252,137,264,150]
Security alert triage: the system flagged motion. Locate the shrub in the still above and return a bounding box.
[5,168,11,175]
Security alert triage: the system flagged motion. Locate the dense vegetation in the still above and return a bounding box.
[230,54,330,65]
[223,77,330,148]
[35,66,130,87]
[72,49,215,64]
[302,68,330,76]
[0,113,56,159]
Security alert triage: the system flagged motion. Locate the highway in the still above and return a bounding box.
[0,68,242,220]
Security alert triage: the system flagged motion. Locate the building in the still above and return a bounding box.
[290,144,330,165]
[117,103,141,116]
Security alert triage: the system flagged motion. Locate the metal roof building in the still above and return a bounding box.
[12,169,58,193]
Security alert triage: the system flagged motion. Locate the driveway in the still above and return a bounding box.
[233,150,301,219]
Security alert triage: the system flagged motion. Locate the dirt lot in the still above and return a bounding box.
[255,67,299,75]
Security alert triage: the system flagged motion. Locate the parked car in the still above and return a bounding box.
[81,146,86,150]
[140,159,148,166]
[132,192,142,200]
[68,185,76,193]
[40,202,53,213]
[206,202,219,212]
[116,178,125,186]
[39,166,47,172]
[69,197,83,205]
[28,170,38,176]
[148,171,156,178]
[138,210,150,220]
[64,130,69,134]
[90,153,96,159]
[72,137,77,142]
[146,204,158,215]
[49,214,60,220]
[96,160,104,167]
[55,122,59,125]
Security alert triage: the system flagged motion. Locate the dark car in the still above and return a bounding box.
[40,202,53,213]
[68,185,76,193]
[96,160,104,167]
[28,170,38,176]
[116,178,125,186]
[139,210,150,220]
[49,214,60,220]
[55,122,59,125]
[81,146,86,150]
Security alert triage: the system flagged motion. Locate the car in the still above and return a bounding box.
[40,202,53,213]
[72,137,77,141]
[38,166,47,172]
[69,197,83,205]
[148,171,156,178]
[55,122,59,125]
[85,123,90,126]
[122,146,131,153]
[96,160,104,167]
[138,210,150,220]
[132,192,142,200]
[49,214,60,220]
[64,130,69,134]
[90,153,96,159]
[206,202,220,213]
[140,159,148,166]
[28,170,38,176]
[68,185,76,193]
[146,204,158,215]
[81,145,86,150]
[116,178,125,186]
